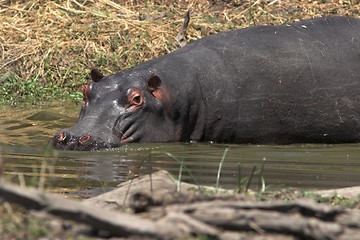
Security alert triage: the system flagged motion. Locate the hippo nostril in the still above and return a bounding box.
[79,134,91,144]
[57,132,67,142]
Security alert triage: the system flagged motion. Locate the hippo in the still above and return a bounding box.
[53,16,360,151]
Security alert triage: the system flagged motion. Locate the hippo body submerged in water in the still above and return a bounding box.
[53,16,360,151]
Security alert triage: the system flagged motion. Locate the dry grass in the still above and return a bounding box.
[0,0,359,102]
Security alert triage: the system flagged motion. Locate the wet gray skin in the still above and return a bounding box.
[54,16,360,150]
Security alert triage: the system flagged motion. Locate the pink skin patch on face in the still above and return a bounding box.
[82,83,92,107]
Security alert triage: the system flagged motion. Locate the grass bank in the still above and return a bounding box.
[1,0,359,104]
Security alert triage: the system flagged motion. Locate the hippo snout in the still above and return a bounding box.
[52,129,118,151]
[53,130,94,151]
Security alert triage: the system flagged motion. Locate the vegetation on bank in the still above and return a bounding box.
[1,0,360,104]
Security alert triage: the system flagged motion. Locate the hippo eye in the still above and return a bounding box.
[127,88,143,109]
[133,95,141,104]
[130,94,143,106]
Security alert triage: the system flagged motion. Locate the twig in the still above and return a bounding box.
[176,10,190,47]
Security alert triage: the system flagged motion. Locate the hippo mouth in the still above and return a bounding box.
[120,134,133,145]
[118,126,138,145]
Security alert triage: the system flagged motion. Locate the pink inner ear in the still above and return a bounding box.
[147,75,162,94]
[147,75,170,109]
[148,75,164,100]
[152,89,163,100]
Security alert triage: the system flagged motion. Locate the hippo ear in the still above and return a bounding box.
[147,75,162,93]
[90,68,104,82]
[147,75,167,101]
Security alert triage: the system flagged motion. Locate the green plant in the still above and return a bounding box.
[215,148,229,193]
[0,72,83,104]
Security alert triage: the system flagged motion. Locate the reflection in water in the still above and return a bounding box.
[0,103,78,147]
[1,103,360,198]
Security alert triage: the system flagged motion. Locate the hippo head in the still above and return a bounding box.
[52,68,177,151]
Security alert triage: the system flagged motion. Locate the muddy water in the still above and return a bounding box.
[1,103,360,198]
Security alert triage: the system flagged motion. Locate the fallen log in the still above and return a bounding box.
[0,180,186,239]
[315,186,360,199]
[84,170,227,211]
[1,171,360,240]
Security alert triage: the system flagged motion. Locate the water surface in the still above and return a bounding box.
[1,103,359,198]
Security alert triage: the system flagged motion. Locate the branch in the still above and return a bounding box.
[176,10,190,47]
[0,181,175,239]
